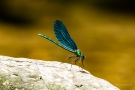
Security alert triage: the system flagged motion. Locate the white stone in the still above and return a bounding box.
[0,55,120,90]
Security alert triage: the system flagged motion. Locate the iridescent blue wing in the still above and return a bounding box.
[54,20,78,51]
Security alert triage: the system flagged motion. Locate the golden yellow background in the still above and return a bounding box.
[0,1,135,90]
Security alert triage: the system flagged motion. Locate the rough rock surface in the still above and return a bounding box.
[0,55,120,90]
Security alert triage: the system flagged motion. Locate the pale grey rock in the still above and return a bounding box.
[0,55,120,90]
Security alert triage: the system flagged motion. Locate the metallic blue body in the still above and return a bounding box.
[39,20,85,67]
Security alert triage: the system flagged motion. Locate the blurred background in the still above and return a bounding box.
[0,0,135,90]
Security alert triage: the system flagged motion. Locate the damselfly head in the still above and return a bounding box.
[82,54,86,59]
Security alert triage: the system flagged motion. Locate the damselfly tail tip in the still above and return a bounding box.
[38,33,43,36]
